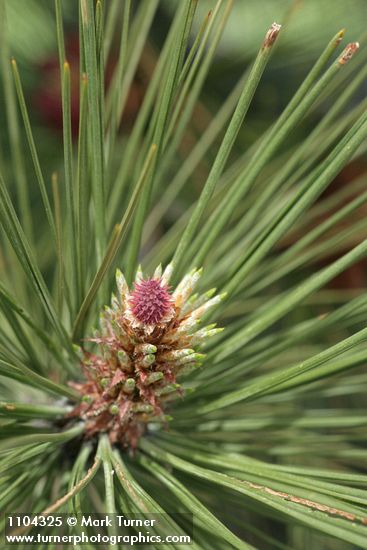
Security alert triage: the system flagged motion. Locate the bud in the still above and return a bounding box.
[176,362,201,377]
[155,383,181,396]
[116,269,128,301]
[82,394,93,404]
[111,293,120,312]
[159,349,194,361]
[338,42,359,65]
[117,350,131,370]
[263,22,281,49]
[100,378,109,388]
[73,344,84,360]
[169,352,205,368]
[161,263,173,285]
[153,264,162,278]
[133,403,154,414]
[123,378,136,394]
[135,343,157,355]
[70,265,222,449]
[144,372,164,386]
[139,354,156,368]
[109,404,119,415]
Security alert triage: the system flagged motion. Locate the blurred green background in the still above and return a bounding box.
[1,0,367,285]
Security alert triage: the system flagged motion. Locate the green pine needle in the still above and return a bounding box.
[0,2,367,548]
